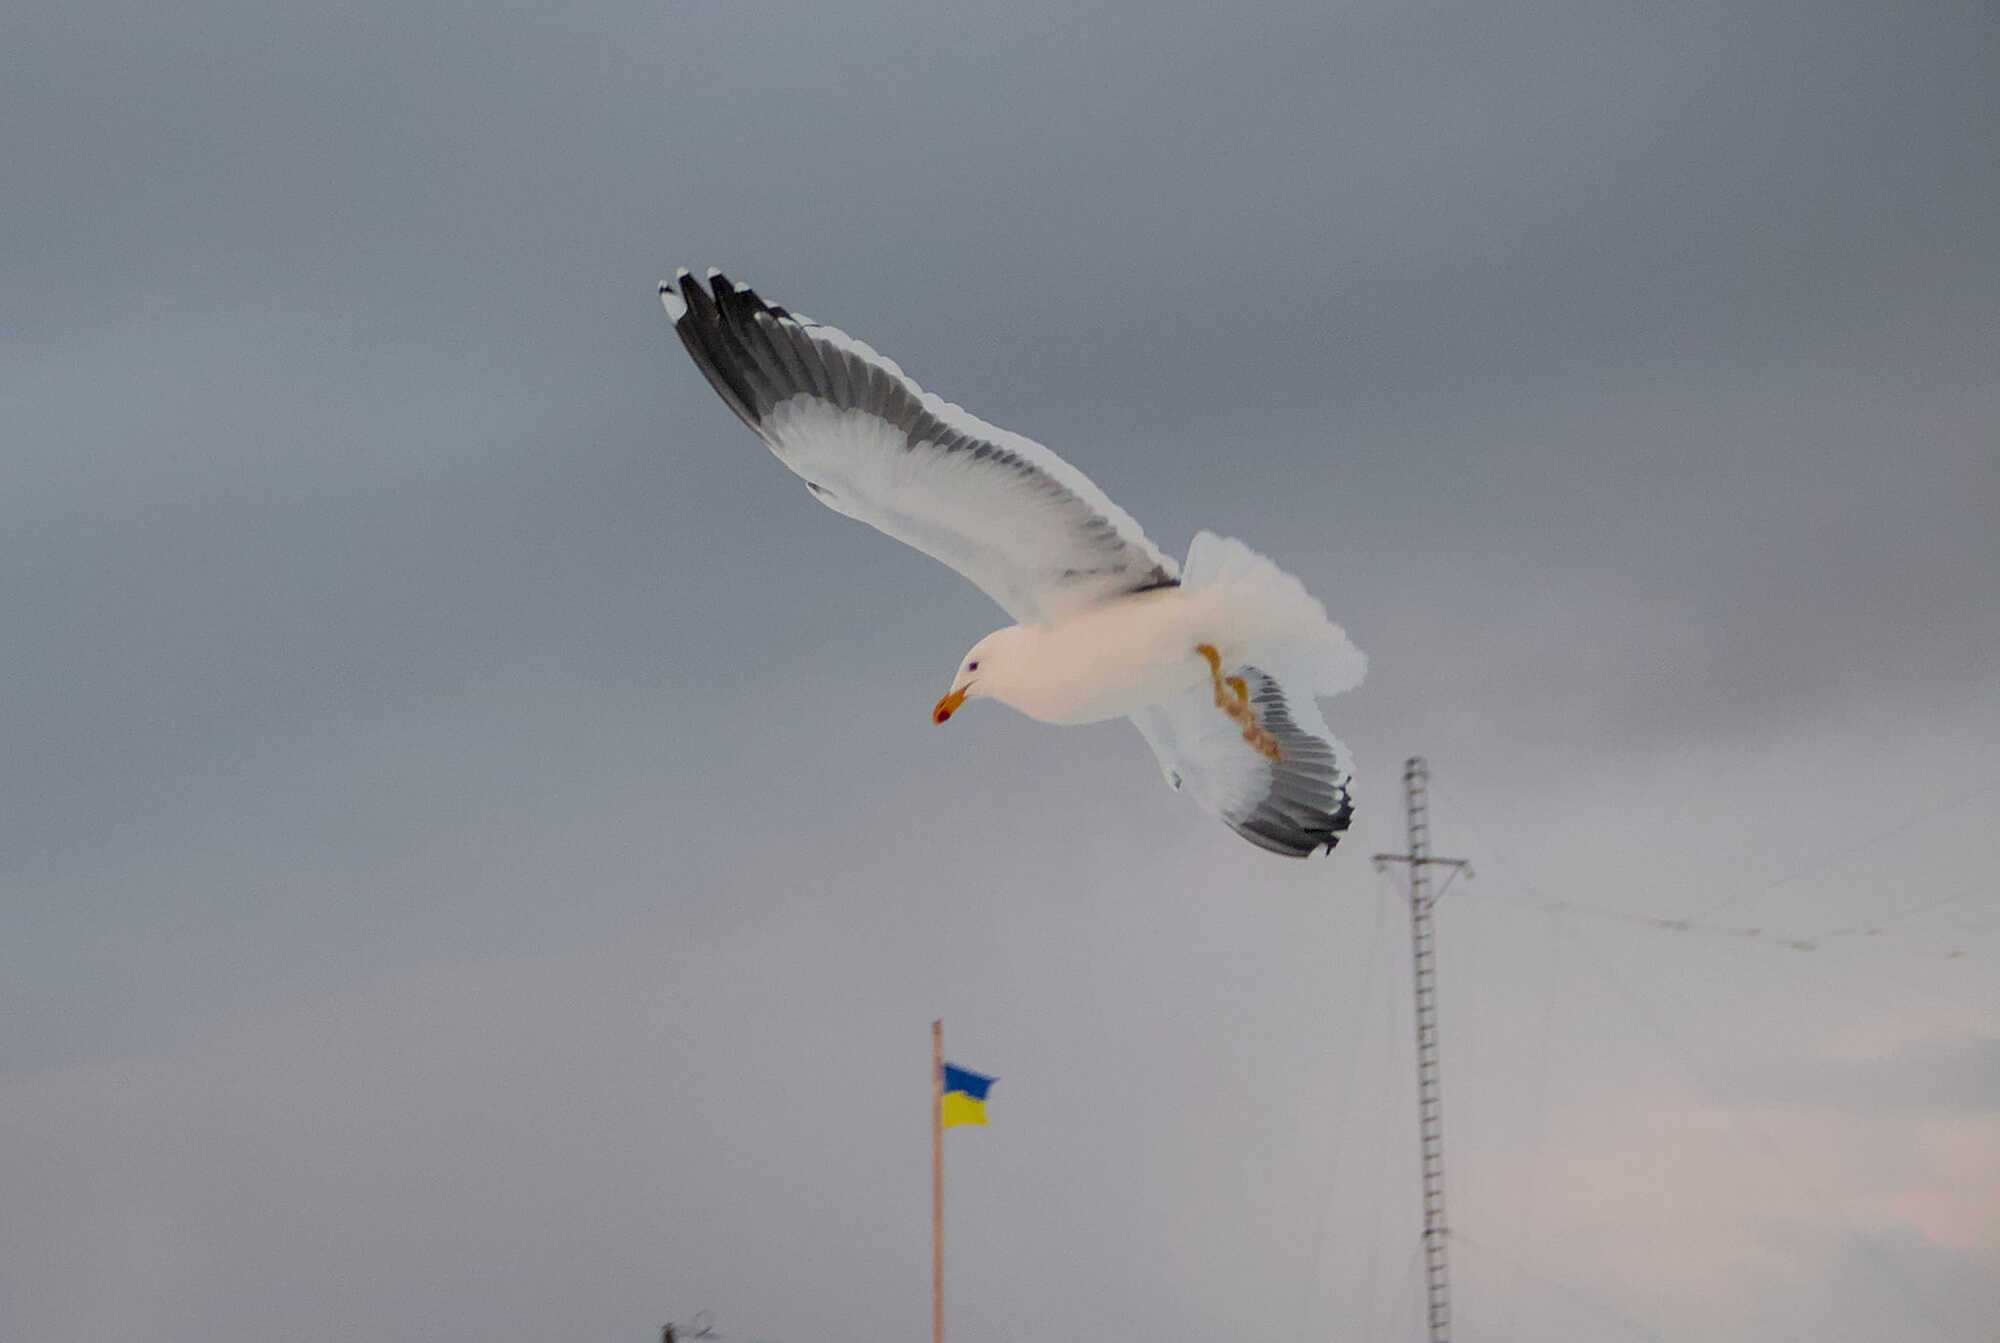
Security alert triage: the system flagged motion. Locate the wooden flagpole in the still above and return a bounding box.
[932,1018,944,1343]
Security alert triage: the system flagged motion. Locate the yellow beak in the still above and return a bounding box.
[932,688,968,725]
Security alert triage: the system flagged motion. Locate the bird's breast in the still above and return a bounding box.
[1001,592,1210,725]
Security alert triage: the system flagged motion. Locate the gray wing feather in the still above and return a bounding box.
[661,269,1179,624]
[1130,667,1355,858]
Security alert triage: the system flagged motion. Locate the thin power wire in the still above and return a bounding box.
[1437,796,1998,1092]
[1393,1234,1426,1342]
[1292,875,1394,1343]
[1448,1229,1669,1343]
[1566,923,1969,1343]
[1811,875,1993,938]
[1365,882,1411,1343]
[1359,1234,1424,1343]
[1683,776,2000,922]
[1456,878,1979,960]
[1428,772,1994,959]
[1492,901,1564,1343]
[1495,868,1997,1023]
[1412,771,1993,1338]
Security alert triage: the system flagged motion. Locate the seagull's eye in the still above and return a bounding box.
[968,661,979,672]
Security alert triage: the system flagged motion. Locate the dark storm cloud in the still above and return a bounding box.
[4,0,1996,1339]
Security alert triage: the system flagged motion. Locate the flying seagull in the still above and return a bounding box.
[657,268,1366,856]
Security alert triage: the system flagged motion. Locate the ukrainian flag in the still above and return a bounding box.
[940,1063,997,1128]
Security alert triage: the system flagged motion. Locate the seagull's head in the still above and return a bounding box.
[933,628,1022,725]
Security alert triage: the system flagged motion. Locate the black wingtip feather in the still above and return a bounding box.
[671,271,763,430]
[1224,669,1357,859]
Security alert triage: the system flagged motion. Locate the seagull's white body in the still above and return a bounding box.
[657,268,1367,856]
[978,577,1339,727]
[985,589,1213,726]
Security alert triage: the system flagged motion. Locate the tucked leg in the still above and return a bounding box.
[1197,643,1226,705]
[1194,644,1283,763]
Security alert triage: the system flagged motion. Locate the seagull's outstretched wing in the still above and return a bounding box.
[660,269,1178,624]
[1129,667,1355,857]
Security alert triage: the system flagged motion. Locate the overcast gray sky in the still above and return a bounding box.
[4,1,1997,1339]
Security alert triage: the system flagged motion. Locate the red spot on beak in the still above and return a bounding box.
[932,688,967,725]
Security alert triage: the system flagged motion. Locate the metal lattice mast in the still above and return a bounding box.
[1374,757,1472,1343]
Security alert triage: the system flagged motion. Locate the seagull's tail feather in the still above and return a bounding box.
[1124,532,1362,857]
[1180,531,1366,701]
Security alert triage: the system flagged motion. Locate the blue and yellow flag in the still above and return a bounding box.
[940,1063,997,1128]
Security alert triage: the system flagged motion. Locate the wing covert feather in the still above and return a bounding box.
[661,269,1177,623]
